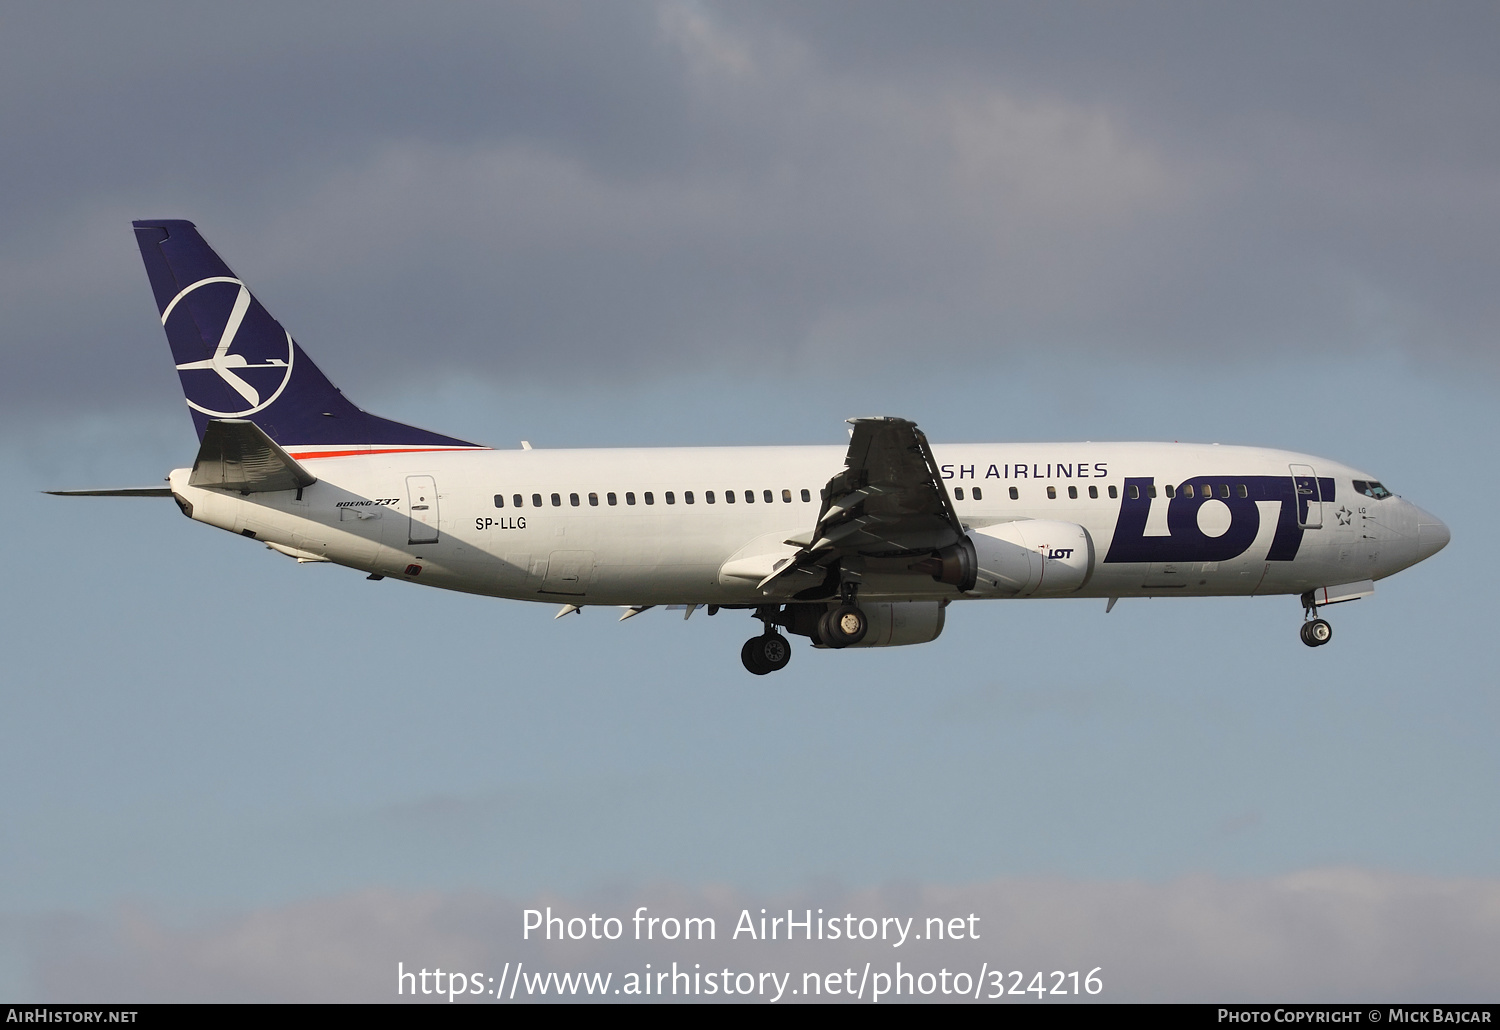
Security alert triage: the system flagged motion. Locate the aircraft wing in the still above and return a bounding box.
[760,416,963,593]
[188,418,317,493]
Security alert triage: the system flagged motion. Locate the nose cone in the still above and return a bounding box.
[1415,507,1450,562]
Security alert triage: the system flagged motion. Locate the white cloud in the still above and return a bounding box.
[25,869,1500,1001]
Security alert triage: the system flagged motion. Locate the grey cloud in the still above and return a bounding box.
[23,869,1500,1001]
[0,2,689,209]
[4,1,1498,425]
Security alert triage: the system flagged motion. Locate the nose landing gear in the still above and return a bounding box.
[1300,618,1333,647]
[1298,591,1333,647]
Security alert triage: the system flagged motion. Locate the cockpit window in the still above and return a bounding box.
[1353,480,1393,499]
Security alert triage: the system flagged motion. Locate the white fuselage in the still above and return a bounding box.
[166,440,1442,607]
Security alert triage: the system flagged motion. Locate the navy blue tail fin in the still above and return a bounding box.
[132,220,480,454]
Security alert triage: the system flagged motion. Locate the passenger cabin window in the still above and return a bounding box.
[801,489,811,502]
[972,487,982,500]
[607,492,617,506]
[551,493,561,507]
[1088,486,1098,499]
[685,491,695,504]
[1068,486,1078,499]
[782,489,791,503]
[645,492,655,505]
[626,492,636,505]
[532,493,543,507]
[1148,485,1158,498]
[1047,486,1057,499]
[569,493,580,507]
[1109,485,1118,499]
[954,487,964,500]
[1128,485,1139,500]
[706,491,715,504]
[665,491,675,504]
[494,494,505,508]
[764,490,773,503]
[1009,487,1019,500]
[1164,485,1174,498]
[1183,484,1194,498]
[1237,484,1248,498]
[513,494,523,508]
[1219,484,1229,499]
[589,492,599,506]
[725,490,735,504]
[745,490,755,503]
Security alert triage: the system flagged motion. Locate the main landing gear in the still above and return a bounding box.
[741,604,793,675]
[818,604,868,648]
[741,632,792,675]
[740,587,874,674]
[1298,591,1333,648]
[817,582,869,649]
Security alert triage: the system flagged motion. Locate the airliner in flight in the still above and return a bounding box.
[52,221,1450,674]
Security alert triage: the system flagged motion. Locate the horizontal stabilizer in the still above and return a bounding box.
[46,486,172,497]
[189,419,317,493]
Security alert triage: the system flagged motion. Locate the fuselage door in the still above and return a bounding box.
[541,550,595,596]
[1290,464,1323,529]
[406,475,440,544]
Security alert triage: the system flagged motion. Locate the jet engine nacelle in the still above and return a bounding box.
[925,520,1094,597]
[848,601,947,647]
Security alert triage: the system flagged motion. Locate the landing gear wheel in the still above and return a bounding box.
[821,604,868,648]
[816,611,837,648]
[1300,618,1333,647]
[741,633,792,674]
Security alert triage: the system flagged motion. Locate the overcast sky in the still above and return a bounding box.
[5,1,1499,420]
[1,1,1496,1003]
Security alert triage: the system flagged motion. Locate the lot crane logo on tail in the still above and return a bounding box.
[163,276,296,418]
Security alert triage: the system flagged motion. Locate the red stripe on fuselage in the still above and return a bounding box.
[288,446,490,460]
